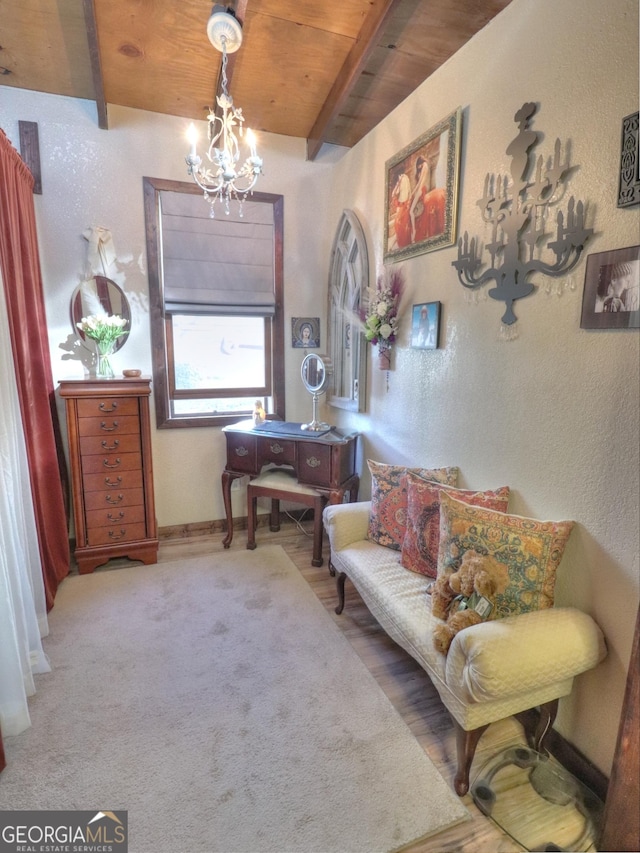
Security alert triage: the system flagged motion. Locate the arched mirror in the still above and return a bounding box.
[71,276,131,353]
[301,353,333,432]
[327,210,369,412]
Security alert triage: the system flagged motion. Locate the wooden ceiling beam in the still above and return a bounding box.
[83,0,108,129]
[306,0,403,161]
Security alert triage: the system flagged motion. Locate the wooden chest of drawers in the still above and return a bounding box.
[59,378,158,574]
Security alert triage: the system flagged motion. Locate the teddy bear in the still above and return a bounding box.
[431,551,497,655]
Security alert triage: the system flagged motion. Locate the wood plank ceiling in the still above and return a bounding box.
[0,0,514,159]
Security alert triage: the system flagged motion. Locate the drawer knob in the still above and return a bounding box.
[99,401,118,413]
[100,421,119,432]
[101,439,120,450]
[106,493,124,504]
[103,457,121,468]
[104,476,123,487]
[270,442,284,454]
[235,446,249,457]
[107,511,125,521]
[108,528,127,540]
[305,456,321,469]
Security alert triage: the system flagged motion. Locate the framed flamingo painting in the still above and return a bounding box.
[384,108,462,262]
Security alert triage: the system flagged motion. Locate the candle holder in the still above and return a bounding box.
[452,102,593,331]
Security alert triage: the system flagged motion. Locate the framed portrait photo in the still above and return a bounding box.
[410,301,441,349]
[580,245,640,329]
[292,317,320,348]
[384,108,462,262]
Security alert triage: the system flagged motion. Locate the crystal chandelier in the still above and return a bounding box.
[185,6,263,217]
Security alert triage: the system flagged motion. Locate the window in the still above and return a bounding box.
[143,177,285,428]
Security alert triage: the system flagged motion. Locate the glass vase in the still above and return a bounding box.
[96,342,115,378]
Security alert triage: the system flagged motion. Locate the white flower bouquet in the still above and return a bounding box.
[361,268,404,346]
[77,313,129,377]
[77,313,129,350]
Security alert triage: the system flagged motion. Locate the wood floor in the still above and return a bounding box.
[83,517,594,852]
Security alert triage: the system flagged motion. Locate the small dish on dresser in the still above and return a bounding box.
[122,369,142,378]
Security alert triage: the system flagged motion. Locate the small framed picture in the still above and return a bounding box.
[580,246,640,329]
[410,302,441,349]
[292,317,320,348]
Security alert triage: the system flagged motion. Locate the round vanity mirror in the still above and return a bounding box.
[71,276,131,353]
[301,353,333,431]
[301,352,331,394]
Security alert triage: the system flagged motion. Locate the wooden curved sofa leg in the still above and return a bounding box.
[335,571,347,615]
[527,698,559,753]
[451,701,559,797]
[452,720,490,796]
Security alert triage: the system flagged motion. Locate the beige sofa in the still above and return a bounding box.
[323,500,607,796]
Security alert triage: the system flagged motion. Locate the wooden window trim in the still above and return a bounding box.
[143,177,285,429]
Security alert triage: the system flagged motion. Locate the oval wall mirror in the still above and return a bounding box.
[71,276,131,353]
[301,353,333,432]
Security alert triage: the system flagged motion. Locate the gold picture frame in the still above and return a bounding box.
[384,108,462,262]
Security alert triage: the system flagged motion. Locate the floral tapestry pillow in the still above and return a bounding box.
[367,460,458,550]
[437,491,574,618]
[400,474,510,578]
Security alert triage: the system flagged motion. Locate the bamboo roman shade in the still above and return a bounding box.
[160,191,276,316]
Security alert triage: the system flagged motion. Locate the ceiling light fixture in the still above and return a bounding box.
[185,5,263,217]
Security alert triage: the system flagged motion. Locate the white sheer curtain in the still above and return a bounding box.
[0,262,51,737]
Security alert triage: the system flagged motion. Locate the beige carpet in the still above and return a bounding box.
[0,545,468,852]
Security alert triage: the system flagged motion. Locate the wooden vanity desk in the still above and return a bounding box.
[59,377,158,574]
[222,419,359,548]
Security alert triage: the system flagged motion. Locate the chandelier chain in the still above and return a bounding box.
[219,36,229,98]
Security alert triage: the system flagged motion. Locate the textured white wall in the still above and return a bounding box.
[1,0,638,777]
[0,94,341,527]
[323,0,639,775]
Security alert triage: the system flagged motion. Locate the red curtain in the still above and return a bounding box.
[0,129,70,608]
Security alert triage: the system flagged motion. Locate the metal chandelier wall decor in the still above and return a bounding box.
[453,103,593,337]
